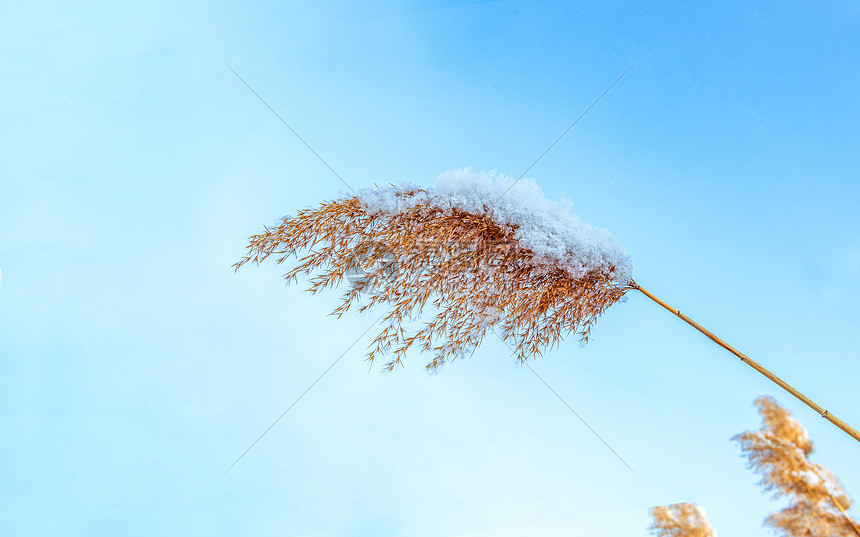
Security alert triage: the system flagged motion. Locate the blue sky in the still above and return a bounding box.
[2,1,858,535]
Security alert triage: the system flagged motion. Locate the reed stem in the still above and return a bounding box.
[808,466,860,536]
[630,280,860,444]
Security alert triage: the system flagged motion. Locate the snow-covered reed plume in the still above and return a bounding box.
[234,168,632,371]
[235,168,860,443]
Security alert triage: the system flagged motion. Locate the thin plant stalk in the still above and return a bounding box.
[809,465,860,536]
[632,280,860,444]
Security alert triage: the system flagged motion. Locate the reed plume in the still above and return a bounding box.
[234,170,631,372]
[649,503,717,537]
[734,396,860,536]
[235,169,859,443]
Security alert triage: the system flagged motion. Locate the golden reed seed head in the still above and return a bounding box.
[235,189,633,371]
[733,396,859,536]
[649,503,718,537]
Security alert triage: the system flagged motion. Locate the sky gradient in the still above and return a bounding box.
[2,1,859,535]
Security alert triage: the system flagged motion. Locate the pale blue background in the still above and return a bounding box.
[2,1,858,535]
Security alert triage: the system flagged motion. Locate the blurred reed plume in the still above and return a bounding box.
[648,397,858,536]
[734,396,860,536]
[649,503,717,537]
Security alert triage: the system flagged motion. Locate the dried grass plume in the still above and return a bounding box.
[734,396,860,536]
[649,503,718,537]
[234,170,632,371]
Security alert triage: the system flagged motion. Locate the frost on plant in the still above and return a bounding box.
[234,168,633,371]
